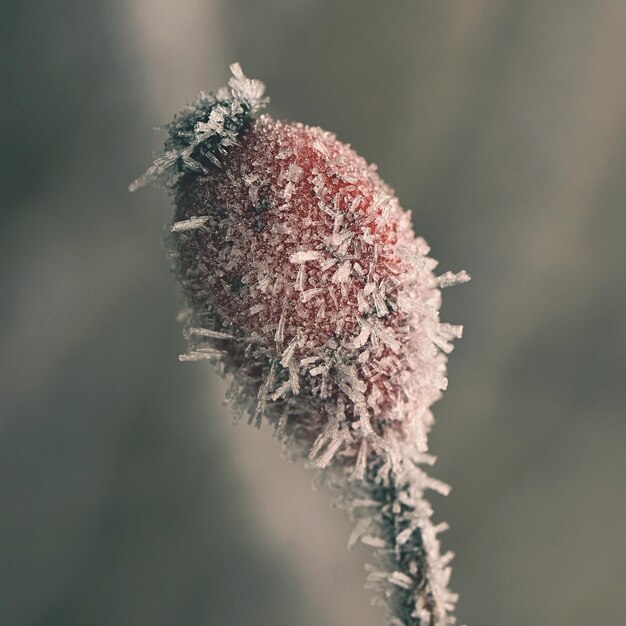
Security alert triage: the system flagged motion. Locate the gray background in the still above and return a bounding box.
[2,1,625,625]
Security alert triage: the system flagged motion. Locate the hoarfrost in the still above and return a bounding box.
[373,289,389,317]
[437,270,471,288]
[289,250,323,264]
[280,336,299,367]
[301,287,323,303]
[184,327,233,340]
[331,260,351,284]
[178,349,223,362]
[129,63,268,192]
[248,303,266,316]
[275,312,286,344]
[171,216,209,232]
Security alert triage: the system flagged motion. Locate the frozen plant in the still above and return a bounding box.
[131,63,470,626]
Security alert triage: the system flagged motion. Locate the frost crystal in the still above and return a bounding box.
[129,63,268,192]
[132,64,469,626]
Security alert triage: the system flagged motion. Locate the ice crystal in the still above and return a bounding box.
[129,63,267,192]
[131,64,469,626]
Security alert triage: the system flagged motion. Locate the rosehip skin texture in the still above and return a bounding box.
[174,114,446,457]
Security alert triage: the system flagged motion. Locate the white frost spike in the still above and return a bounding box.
[371,190,390,213]
[128,151,178,192]
[373,289,389,317]
[389,571,414,590]
[289,250,323,263]
[333,212,344,233]
[171,216,209,232]
[347,322,371,351]
[357,290,370,314]
[248,303,265,316]
[289,366,300,396]
[285,163,303,182]
[257,275,271,292]
[315,436,345,468]
[280,336,299,367]
[438,323,464,340]
[396,525,417,546]
[331,260,351,284]
[176,307,193,322]
[326,230,352,249]
[185,327,233,340]
[398,244,426,272]
[309,425,332,462]
[361,535,386,548]
[347,517,372,550]
[301,287,323,303]
[437,270,471,288]
[271,381,291,401]
[294,264,306,291]
[300,356,321,366]
[312,139,329,156]
[252,362,275,427]
[321,257,338,271]
[352,438,368,480]
[275,312,286,344]
[371,323,401,354]
[178,349,223,362]
[433,323,464,354]
[228,62,268,112]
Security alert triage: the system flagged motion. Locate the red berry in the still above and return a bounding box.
[132,64,469,626]
[172,113,466,473]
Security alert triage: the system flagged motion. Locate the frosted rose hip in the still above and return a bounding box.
[174,113,465,464]
[131,64,469,626]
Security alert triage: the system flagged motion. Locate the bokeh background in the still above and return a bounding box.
[2,1,625,625]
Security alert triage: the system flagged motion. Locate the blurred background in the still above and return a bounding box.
[2,1,625,625]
